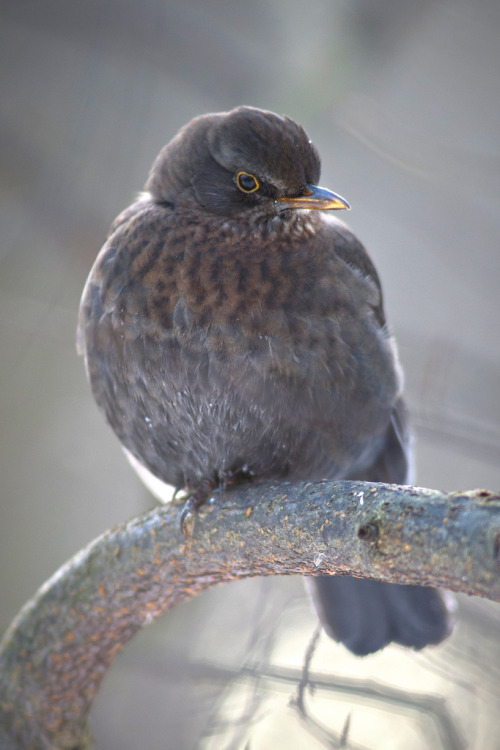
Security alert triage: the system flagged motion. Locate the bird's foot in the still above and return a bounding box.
[179,479,217,538]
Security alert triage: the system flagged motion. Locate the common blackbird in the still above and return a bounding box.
[78,106,454,655]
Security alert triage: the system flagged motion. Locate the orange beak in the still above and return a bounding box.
[278,183,350,211]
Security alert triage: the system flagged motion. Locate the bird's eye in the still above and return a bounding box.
[236,171,260,193]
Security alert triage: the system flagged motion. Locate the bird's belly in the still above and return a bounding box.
[113,322,401,490]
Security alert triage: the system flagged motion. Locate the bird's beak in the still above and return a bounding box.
[278,184,350,211]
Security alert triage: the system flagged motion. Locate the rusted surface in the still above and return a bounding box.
[0,479,499,747]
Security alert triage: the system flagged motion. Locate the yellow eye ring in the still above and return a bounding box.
[236,171,260,193]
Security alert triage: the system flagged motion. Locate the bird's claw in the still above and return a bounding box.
[178,479,216,538]
[180,505,196,538]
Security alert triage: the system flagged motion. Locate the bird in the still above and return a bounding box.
[78,106,454,656]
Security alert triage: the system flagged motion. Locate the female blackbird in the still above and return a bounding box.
[78,106,454,655]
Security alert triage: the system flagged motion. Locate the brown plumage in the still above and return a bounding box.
[78,106,454,655]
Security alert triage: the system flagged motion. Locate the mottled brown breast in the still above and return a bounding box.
[88,197,381,343]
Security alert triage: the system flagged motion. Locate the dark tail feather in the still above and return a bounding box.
[309,576,455,656]
[309,399,455,656]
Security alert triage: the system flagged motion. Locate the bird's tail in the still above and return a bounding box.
[309,399,455,656]
[308,576,456,656]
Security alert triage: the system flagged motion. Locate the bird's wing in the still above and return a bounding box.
[346,397,413,484]
[323,216,386,327]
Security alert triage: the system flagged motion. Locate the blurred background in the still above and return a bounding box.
[1,0,499,747]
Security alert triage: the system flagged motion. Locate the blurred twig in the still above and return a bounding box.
[189,656,466,750]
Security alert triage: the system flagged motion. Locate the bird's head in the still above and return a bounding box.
[146,106,350,220]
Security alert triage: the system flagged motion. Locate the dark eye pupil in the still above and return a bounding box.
[240,174,255,190]
[237,172,259,193]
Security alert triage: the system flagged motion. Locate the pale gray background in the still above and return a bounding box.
[1,1,499,748]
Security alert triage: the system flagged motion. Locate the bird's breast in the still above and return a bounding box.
[79,204,401,488]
